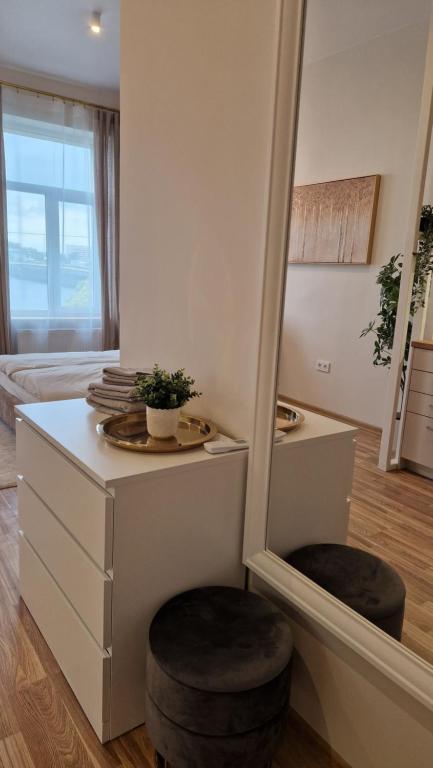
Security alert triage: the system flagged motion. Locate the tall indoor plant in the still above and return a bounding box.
[361,205,433,391]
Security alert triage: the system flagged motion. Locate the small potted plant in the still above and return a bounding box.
[136,364,201,439]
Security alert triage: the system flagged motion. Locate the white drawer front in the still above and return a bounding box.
[407,390,433,420]
[19,534,111,741]
[410,369,433,397]
[16,420,113,570]
[18,478,112,649]
[402,411,433,469]
[413,347,433,374]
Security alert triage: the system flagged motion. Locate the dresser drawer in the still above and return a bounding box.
[16,420,113,570]
[19,534,111,741]
[410,369,433,397]
[18,478,112,649]
[402,411,433,468]
[413,347,433,374]
[407,390,433,419]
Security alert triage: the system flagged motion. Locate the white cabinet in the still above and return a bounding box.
[267,410,357,557]
[16,398,357,742]
[18,478,112,648]
[401,341,433,478]
[19,533,111,737]
[17,418,113,570]
[16,399,246,742]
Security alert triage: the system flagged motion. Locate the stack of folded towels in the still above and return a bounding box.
[87,366,151,414]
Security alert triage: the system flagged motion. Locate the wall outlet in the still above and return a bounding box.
[316,359,331,374]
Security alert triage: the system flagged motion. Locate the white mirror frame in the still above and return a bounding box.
[243,0,433,713]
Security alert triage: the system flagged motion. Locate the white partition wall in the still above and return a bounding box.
[120,0,283,439]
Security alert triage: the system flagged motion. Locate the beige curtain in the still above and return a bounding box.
[93,109,120,350]
[4,86,102,353]
[0,87,12,355]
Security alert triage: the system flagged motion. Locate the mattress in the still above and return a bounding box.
[0,350,120,404]
[0,370,36,403]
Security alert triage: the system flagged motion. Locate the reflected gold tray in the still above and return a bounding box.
[97,412,217,453]
[276,402,305,432]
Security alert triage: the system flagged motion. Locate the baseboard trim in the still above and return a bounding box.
[279,395,382,436]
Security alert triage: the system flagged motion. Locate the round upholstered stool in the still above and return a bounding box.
[145,586,293,768]
[286,544,406,641]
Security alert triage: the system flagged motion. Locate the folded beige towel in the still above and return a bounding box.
[89,381,139,398]
[86,397,124,415]
[87,394,147,413]
[91,390,142,402]
[103,375,141,387]
[103,366,151,378]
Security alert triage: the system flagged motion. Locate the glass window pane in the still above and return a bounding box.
[4,111,100,322]
[63,142,94,193]
[6,189,48,314]
[59,201,100,315]
[4,123,94,194]
[4,131,63,189]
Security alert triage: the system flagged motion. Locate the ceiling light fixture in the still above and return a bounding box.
[90,11,102,35]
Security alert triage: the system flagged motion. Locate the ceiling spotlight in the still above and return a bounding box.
[90,11,102,34]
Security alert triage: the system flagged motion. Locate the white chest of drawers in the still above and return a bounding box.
[16,399,246,742]
[401,341,433,477]
[267,410,357,557]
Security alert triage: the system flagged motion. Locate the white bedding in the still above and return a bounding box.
[0,350,119,403]
[0,371,38,402]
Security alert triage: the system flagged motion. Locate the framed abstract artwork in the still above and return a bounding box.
[288,174,380,264]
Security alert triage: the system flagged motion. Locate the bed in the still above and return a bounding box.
[0,350,119,430]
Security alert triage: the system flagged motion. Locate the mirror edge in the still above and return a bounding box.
[243,0,305,561]
[243,0,433,714]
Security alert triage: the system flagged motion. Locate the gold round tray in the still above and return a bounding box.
[276,402,305,432]
[97,412,217,453]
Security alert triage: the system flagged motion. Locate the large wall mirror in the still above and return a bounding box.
[245,0,433,711]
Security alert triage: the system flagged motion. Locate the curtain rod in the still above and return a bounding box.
[0,78,120,114]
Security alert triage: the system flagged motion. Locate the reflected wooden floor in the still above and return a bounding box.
[0,487,345,768]
[348,428,433,666]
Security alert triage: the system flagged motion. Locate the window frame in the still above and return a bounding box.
[4,127,101,325]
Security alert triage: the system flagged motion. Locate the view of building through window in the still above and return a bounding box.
[4,116,101,322]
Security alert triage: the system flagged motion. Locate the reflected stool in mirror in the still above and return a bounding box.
[286,543,406,641]
[145,586,293,768]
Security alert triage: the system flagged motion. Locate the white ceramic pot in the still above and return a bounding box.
[146,406,180,439]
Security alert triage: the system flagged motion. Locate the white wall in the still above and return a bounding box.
[120,0,282,439]
[0,64,119,109]
[254,575,433,768]
[278,23,428,428]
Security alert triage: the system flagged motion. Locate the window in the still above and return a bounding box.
[3,113,101,327]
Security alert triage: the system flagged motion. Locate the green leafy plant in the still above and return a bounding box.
[361,205,433,390]
[136,364,201,410]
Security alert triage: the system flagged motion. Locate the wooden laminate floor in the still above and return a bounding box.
[0,486,345,768]
[348,428,433,666]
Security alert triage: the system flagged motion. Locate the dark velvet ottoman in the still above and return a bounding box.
[145,586,293,768]
[286,544,406,641]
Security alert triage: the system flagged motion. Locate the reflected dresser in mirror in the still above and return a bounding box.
[401,340,433,478]
[267,407,357,558]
